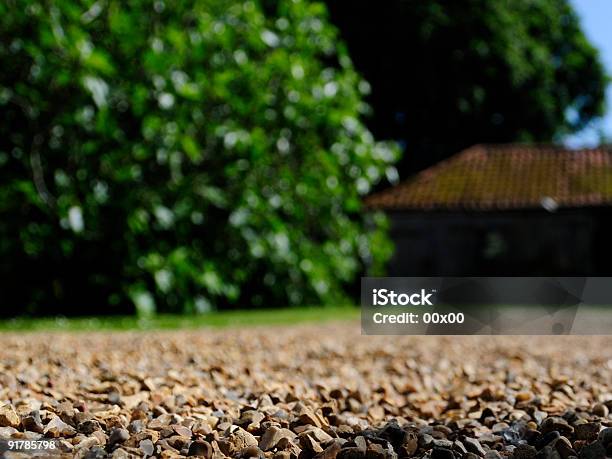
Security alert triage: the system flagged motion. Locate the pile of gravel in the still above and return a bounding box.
[0,324,610,458]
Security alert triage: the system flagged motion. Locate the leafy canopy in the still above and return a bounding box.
[325,0,608,172]
[0,0,398,315]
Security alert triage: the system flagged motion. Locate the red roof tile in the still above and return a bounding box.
[365,144,612,211]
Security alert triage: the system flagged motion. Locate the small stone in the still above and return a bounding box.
[0,426,18,437]
[431,447,455,459]
[536,431,561,450]
[533,410,547,423]
[452,440,467,455]
[301,433,324,453]
[173,424,193,438]
[592,404,609,418]
[419,433,434,448]
[188,440,213,458]
[74,411,93,425]
[433,438,453,449]
[0,404,20,428]
[541,417,573,436]
[300,426,333,443]
[512,444,537,459]
[314,441,342,459]
[575,422,600,442]
[463,437,486,456]
[108,427,130,446]
[400,430,418,456]
[578,441,606,459]
[242,445,265,459]
[501,427,521,446]
[75,436,100,451]
[259,426,296,451]
[91,430,107,446]
[553,436,575,458]
[298,407,322,427]
[44,416,77,438]
[140,439,155,456]
[84,446,107,459]
[598,427,612,447]
[240,410,265,430]
[79,419,102,434]
[492,423,509,434]
[128,419,145,434]
[228,426,258,451]
[22,411,44,433]
[516,392,534,402]
[108,391,122,405]
[354,436,367,452]
[378,421,407,448]
[540,444,561,459]
[111,448,130,458]
[366,442,388,459]
[337,447,367,459]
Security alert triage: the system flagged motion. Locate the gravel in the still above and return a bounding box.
[0,323,611,458]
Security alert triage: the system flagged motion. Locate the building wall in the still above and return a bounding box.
[386,210,612,276]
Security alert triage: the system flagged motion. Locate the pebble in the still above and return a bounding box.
[241,445,265,459]
[0,404,20,428]
[541,417,574,436]
[598,427,612,447]
[187,440,212,458]
[553,435,575,458]
[513,444,537,459]
[43,416,76,437]
[463,436,486,456]
[578,441,606,459]
[108,427,130,446]
[21,410,44,433]
[139,438,155,456]
[592,403,609,418]
[574,422,600,441]
[173,424,193,438]
[79,419,102,434]
[84,446,107,458]
[259,426,296,451]
[431,447,455,459]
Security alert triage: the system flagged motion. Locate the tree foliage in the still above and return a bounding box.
[0,0,398,315]
[325,0,608,172]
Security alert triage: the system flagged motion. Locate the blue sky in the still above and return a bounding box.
[567,0,612,146]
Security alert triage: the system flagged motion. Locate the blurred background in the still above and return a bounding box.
[0,0,610,319]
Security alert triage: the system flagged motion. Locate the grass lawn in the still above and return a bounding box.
[0,305,359,332]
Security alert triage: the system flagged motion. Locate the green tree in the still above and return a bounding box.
[325,0,608,172]
[0,0,398,315]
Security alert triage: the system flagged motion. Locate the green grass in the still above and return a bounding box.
[0,305,359,332]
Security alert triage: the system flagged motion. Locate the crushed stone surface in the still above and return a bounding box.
[0,323,611,458]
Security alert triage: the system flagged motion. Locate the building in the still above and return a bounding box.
[365,144,612,276]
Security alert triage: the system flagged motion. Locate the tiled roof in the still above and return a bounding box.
[365,144,612,211]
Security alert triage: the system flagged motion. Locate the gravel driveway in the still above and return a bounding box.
[0,323,611,458]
